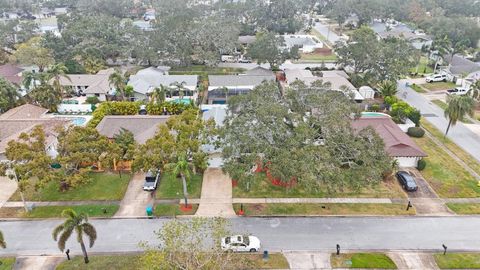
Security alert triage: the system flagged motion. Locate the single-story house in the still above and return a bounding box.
[351,115,427,167]
[128,67,198,102]
[371,22,432,50]
[238,35,257,46]
[207,72,276,104]
[57,68,115,101]
[0,63,24,86]
[96,115,170,144]
[281,34,323,53]
[443,55,480,85]
[284,69,364,102]
[0,104,69,161]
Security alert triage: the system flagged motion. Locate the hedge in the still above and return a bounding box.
[407,127,425,138]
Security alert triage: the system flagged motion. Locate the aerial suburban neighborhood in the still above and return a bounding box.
[0,0,480,269]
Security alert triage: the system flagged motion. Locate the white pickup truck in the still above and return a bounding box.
[447,87,469,96]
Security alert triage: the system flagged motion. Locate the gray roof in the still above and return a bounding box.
[244,67,275,77]
[446,55,480,75]
[283,35,318,48]
[96,115,170,144]
[57,68,114,94]
[0,104,48,120]
[208,75,275,88]
[238,35,256,44]
[128,73,198,95]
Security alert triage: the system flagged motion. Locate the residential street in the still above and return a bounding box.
[313,21,341,44]
[1,217,480,256]
[399,80,480,162]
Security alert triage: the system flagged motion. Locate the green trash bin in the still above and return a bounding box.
[146,206,153,218]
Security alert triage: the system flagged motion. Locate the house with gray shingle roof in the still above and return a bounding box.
[207,73,276,104]
[57,68,115,102]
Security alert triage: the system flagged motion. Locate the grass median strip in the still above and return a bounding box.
[421,82,456,91]
[9,172,131,201]
[0,205,118,218]
[431,99,448,110]
[411,84,427,93]
[330,253,397,269]
[56,253,288,270]
[233,203,415,216]
[154,204,198,216]
[434,253,480,269]
[0,258,15,270]
[446,203,480,214]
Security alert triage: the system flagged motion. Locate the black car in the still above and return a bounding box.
[396,171,418,191]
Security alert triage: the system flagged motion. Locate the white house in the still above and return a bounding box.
[281,34,323,53]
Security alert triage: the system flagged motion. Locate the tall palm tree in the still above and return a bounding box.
[377,80,398,98]
[47,63,70,98]
[468,80,480,101]
[53,209,97,264]
[167,155,192,206]
[431,36,452,73]
[170,81,187,100]
[151,85,167,104]
[0,230,6,249]
[109,69,127,101]
[444,95,475,136]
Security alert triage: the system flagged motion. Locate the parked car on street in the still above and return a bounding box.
[143,170,160,191]
[447,87,468,96]
[426,73,447,83]
[238,57,252,63]
[396,171,418,192]
[221,235,261,252]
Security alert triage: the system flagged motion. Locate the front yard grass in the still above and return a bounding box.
[0,205,118,218]
[422,120,480,176]
[237,253,290,269]
[155,173,203,199]
[412,131,480,198]
[409,56,433,75]
[233,173,406,198]
[410,84,427,93]
[9,173,130,202]
[431,99,448,110]
[299,53,337,62]
[233,203,414,216]
[0,258,15,270]
[446,203,480,214]
[154,204,198,216]
[420,82,456,91]
[434,253,480,269]
[330,253,397,269]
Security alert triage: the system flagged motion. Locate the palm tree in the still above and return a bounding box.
[0,78,21,112]
[377,80,398,98]
[444,95,475,136]
[109,69,127,101]
[167,155,192,207]
[53,209,97,264]
[431,36,452,73]
[468,80,480,101]
[170,81,187,100]
[219,86,229,103]
[47,63,70,98]
[0,230,6,249]
[151,85,167,104]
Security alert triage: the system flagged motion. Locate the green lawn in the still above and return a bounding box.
[422,121,480,176]
[154,204,198,216]
[9,173,131,201]
[446,203,480,214]
[434,253,480,269]
[431,99,448,110]
[155,173,203,199]
[0,205,118,218]
[413,130,480,198]
[0,258,15,270]
[331,253,397,269]
[233,203,415,216]
[56,254,142,270]
[410,56,433,75]
[56,253,288,270]
[300,53,337,62]
[410,84,427,93]
[421,82,456,91]
[233,173,406,198]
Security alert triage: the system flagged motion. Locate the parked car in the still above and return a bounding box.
[426,73,447,83]
[238,57,252,63]
[396,171,418,192]
[143,170,160,191]
[447,87,468,96]
[221,235,261,252]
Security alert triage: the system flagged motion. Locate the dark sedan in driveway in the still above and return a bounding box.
[396,171,418,192]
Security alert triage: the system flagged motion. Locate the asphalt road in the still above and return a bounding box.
[313,21,341,44]
[398,80,480,162]
[1,217,479,256]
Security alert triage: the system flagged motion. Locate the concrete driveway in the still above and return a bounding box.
[114,173,153,217]
[195,168,236,217]
[0,176,17,208]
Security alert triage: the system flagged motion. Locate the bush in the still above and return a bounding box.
[408,109,421,127]
[369,104,380,112]
[407,127,425,138]
[417,159,426,170]
[87,101,140,128]
[85,96,100,104]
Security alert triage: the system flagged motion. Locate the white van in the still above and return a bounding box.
[426,73,447,83]
[447,87,469,96]
[221,55,236,63]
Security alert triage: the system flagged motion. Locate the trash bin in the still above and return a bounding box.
[146,206,153,218]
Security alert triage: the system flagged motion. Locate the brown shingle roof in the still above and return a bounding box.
[0,104,48,120]
[351,116,427,157]
[96,115,170,144]
[0,63,23,85]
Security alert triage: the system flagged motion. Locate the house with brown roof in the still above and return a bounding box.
[351,115,427,167]
[0,104,69,161]
[0,63,24,86]
[96,115,170,144]
[57,68,115,101]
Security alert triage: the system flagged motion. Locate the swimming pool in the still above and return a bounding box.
[361,112,390,118]
[71,117,87,126]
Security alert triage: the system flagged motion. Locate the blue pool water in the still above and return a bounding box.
[71,117,87,126]
[361,112,390,118]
